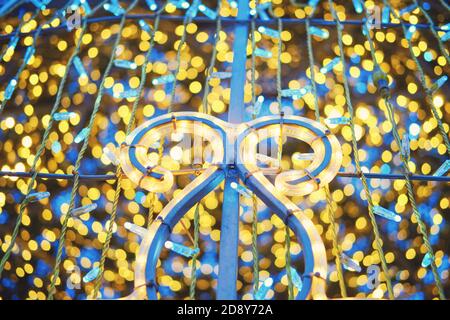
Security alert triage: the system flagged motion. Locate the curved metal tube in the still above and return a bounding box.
[119,112,343,300]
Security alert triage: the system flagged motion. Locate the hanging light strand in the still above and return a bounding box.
[189,203,201,300]
[0,1,75,116]
[411,0,450,65]
[189,0,223,300]
[276,17,284,165]
[261,2,293,300]
[201,0,222,114]
[47,0,140,300]
[146,150,164,228]
[327,0,394,300]
[250,4,259,293]
[0,8,40,61]
[270,8,294,300]
[370,1,447,300]
[303,1,348,298]
[382,0,450,157]
[278,17,294,300]
[167,5,196,113]
[92,4,166,300]
[0,0,107,280]
[263,2,293,299]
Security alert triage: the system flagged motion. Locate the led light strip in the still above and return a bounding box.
[119,111,342,300]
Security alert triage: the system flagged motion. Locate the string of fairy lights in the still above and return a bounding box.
[0,0,449,300]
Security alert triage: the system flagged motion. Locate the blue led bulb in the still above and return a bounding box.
[340,253,361,272]
[51,141,62,153]
[164,241,200,258]
[198,4,217,20]
[230,182,253,198]
[152,74,175,85]
[74,127,90,144]
[4,78,18,100]
[254,278,273,300]
[352,0,363,13]
[308,26,329,39]
[281,88,302,98]
[292,86,312,99]
[145,0,158,11]
[308,0,320,8]
[24,46,35,64]
[53,112,76,121]
[186,0,200,18]
[209,71,232,79]
[430,75,448,92]
[433,160,450,176]
[320,57,341,73]
[170,0,190,9]
[255,3,271,21]
[382,7,390,24]
[26,191,50,203]
[103,2,125,16]
[401,134,410,160]
[138,19,154,35]
[72,203,98,217]
[6,35,19,53]
[254,48,272,58]
[114,89,140,99]
[73,56,88,78]
[399,3,417,16]
[421,253,433,268]
[258,26,280,39]
[291,268,303,291]
[114,59,137,70]
[252,95,264,117]
[83,266,100,283]
[325,116,350,125]
[227,0,238,9]
[405,26,416,40]
[373,206,401,222]
[124,222,148,238]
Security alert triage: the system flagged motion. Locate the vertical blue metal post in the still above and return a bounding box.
[217,169,240,299]
[227,0,249,124]
[217,0,249,300]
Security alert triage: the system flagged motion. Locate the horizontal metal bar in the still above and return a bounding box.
[337,172,450,182]
[0,171,116,180]
[0,14,445,42]
[171,168,205,176]
[0,170,449,182]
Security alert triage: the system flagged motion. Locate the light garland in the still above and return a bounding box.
[0,0,448,301]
